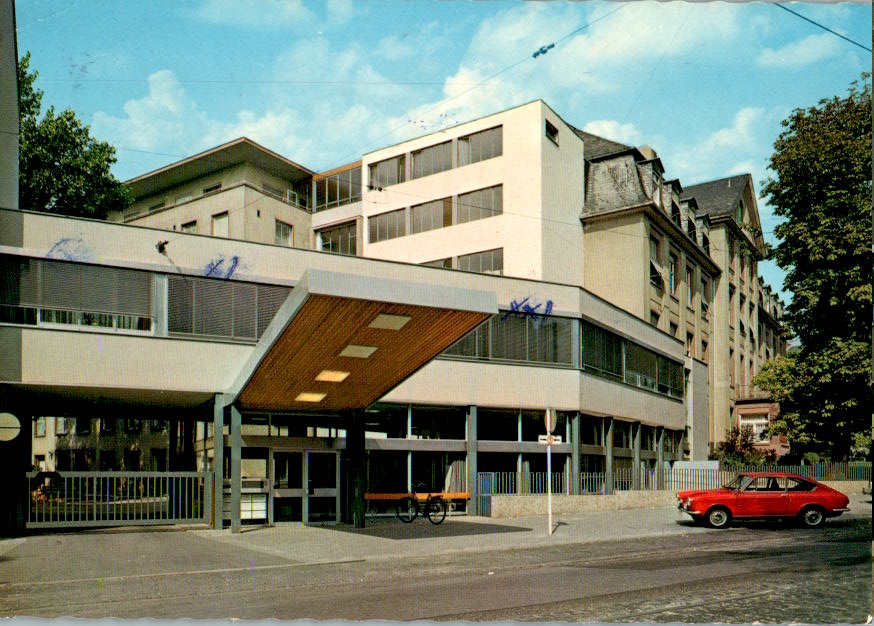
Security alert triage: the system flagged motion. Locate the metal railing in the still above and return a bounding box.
[478,463,870,510]
[27,471,212,529]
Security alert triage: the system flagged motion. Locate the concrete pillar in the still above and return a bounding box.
[406,405,412,492]
[346,410,366,528]
[212,396,226,530]
[632,422,641,490]
[516,410,522,495]
[230,405,241,534]
[604,417,614,495]
[571,413,581,495]
[466,405,477,515]
[656,427,665,489]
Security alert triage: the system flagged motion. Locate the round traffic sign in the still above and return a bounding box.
[0,413,21,442]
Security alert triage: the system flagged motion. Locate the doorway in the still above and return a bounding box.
[271,450,339,524]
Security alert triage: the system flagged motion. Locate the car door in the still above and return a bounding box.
[735,476,789,517]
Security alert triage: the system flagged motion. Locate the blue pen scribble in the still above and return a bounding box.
[204,255,239,279]
[46,238,96,262]
[502,296,554,323]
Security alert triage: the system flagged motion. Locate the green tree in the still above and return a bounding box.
[755,74,872,460]
[711,426,776,467]
[17,52,131,218]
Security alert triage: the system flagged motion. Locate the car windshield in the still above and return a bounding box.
[722,475,747,490]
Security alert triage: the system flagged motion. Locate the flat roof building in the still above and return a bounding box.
[1,98,785,534]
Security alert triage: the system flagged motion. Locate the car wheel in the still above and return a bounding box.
[799,506,825,529]
[706,506,731,529]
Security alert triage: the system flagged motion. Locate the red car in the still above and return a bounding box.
[677,472,850,529]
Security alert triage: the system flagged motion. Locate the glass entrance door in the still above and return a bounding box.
[306,451,339,524]
[273,451,303,522]
[271,450,338,524]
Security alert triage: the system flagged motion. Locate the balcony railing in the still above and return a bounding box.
[734,384,771,400]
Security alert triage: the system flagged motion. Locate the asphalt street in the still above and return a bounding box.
[0,494,870,623]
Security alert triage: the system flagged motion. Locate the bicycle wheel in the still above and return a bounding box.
[425,496,447,525]
[396,497,417,523]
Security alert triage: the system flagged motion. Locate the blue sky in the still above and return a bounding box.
[14,1,872,302]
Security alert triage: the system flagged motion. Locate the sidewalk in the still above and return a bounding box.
[187,492,871,565]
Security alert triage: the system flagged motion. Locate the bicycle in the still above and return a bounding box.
[395,483,447,525]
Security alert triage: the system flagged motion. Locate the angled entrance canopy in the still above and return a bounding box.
[228,269,497,412]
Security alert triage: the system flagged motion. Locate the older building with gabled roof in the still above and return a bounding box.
[682,174,787,455]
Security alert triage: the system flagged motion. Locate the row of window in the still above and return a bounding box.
[0,256,292,344]
[168,275,290,341]
[178,213,293,247]
[313,168,362,212]
[443,315,684,400]
[649,234,710,314]
[369,184,503,243]
[368,126,503,189]
[33,417,168,437]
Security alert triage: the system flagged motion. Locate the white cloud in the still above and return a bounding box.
[326,0,363,24]
[582,120,643,146]
[375,34,417,61]
[92,70,209,152]
[757,33,842,68]
[195,0,313,27]
[377,1,748,139]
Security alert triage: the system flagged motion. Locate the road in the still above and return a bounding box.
[0,511,870,622]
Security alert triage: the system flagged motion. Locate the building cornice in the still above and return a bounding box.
[581,202,721,276]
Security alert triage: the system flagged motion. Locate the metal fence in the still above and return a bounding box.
[477,462,871,512]
[26,471,212,529]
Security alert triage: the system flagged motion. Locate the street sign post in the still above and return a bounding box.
[542,408,557,535]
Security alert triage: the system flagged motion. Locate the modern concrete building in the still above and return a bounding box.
[113,99,787,459]
[4,93,788,534]
[3,200,693,531]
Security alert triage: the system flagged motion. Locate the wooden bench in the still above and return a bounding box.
[365,491,470,502]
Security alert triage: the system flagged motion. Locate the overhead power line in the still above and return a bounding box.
[774,4,871,53]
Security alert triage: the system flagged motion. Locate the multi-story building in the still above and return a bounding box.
[682,175,787,452]
[5,98,789,533]
[3,206,692,531]
[114,99,786,456]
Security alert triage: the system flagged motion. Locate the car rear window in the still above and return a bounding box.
[787,478,816,491]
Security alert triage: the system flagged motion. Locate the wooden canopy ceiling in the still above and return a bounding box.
[231,269,495,413]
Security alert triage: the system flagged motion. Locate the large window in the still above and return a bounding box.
[212,212,229,238]
[318,222,356,256]
[274,220,293,246]
[457,126,502,166]
[668,253,678,295]
[314,167,362,212]
[411,141,452,180]
[369,209,406,243]
[457,248,502,275]
[0,256,152,332]
[168,276,289,341]
[443,314,683,400]
[686,266,694,307]
[649,236,662,289]
[625,342,658,391]
[410,198,452,235]
[457,185,502,224]
[369,155,405,188]
[581,320,622,381]
[444,315,573,366]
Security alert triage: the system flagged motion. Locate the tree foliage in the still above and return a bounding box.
[755,74,872,460]
[17,52,131,219]
[711,426,776,467]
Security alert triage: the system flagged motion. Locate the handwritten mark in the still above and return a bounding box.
[502,296,554,323]
[204,255,239,279]
[46,238,96,262]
